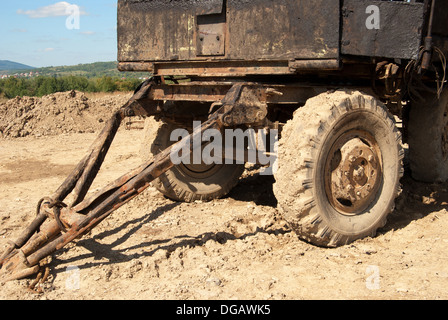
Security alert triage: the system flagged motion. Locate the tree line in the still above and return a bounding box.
[0,75,143,99]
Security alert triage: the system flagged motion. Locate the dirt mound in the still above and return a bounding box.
[0,91,133,139]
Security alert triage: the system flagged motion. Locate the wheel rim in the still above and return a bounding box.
[324,130,383,216]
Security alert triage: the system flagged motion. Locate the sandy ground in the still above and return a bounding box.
[0,94,448,301]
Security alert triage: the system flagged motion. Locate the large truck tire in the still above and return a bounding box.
[273,90,404,247]
[407,89,448,183]
[141,118,245,202]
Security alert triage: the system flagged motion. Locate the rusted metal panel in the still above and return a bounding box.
[117,0,340,63]
[195,0,224,15]
[341,0,425,60]
[119,59,342,77]
[146,82,329,106]
[226,0,340,60]
[153,60,293,76]
[118,62,154,72]
[289,59,341,72]
[117,0,198,62]
[149,82,233,102]
[196,16,226,56]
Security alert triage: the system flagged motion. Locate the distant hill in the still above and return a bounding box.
[3,61,148,79]
[0,60,35,71]
[0,60,149,79]
[34,61,122,78]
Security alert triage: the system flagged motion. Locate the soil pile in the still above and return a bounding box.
[0,91,133,139]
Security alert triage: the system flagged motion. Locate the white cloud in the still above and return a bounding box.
[17,2,87,19]
[80,31,95,35]
[36,48,56,53]
[11,28,28,33]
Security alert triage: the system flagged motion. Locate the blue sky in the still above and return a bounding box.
[0,1,118,68]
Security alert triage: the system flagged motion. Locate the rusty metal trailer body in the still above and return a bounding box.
[1,0,447,284]
[117,0,445,75]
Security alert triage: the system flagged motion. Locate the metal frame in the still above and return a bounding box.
[0,81,276,282]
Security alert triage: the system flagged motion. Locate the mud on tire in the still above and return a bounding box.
[273,90,404,247]
[141,118,244,202]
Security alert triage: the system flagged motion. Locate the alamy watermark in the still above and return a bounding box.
[66,4,81,30]
[65,265,80,291]
[365,5,380,30]
[365,265,381,290]
[169,121,279,175]
[365,1,413,30]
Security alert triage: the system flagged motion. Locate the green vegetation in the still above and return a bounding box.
[32,61,149,78]
[2,61,148,79]
[0,61,152,99]
[0,75,143,99]
[32,61,120,77]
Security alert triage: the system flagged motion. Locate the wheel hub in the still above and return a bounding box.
[325,132,383,215]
